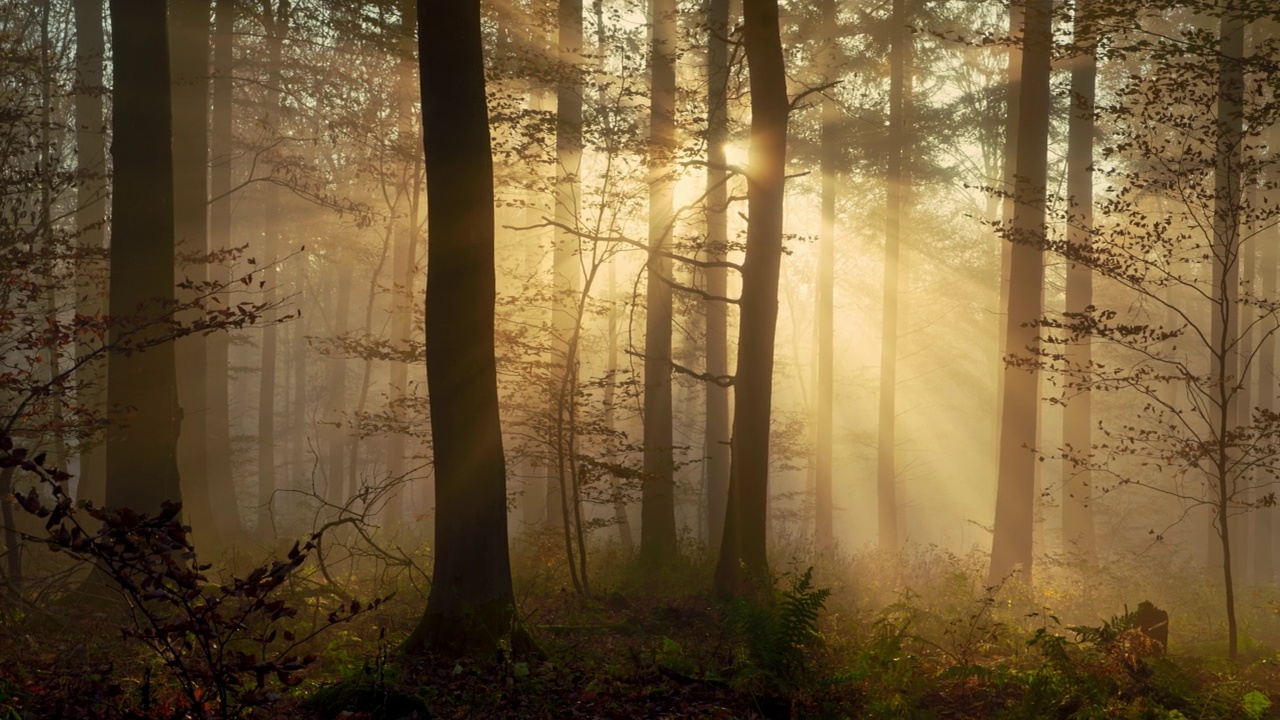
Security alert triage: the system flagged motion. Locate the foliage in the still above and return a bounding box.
[726,567,831,694]
[3,433,383,719]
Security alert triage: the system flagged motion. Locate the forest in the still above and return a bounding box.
[2,0,1280,717]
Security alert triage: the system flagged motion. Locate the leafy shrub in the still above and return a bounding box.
[4,435,383,719]
[727,567,831,693]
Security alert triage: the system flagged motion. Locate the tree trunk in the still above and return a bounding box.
[988,0,1051,587]
[1211,6,1245,661]
[994,0,1023,464]
[105,0,183,514]
[324,257,353,507]
[641,0,678,569]
[714,0,787,596]
[401,0,518,657]
[877,0,908,555]
[704,0,731,556]
[170,0,216,544]
[207,0,241,539]
[1254,125,1279,586]
[1061,0,1096,564]
[257,0,288,539]
[548,0,583,594]
[73,0,107,507]
[813,0,836,555]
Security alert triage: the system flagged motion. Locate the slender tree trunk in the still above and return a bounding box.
[548,0,583,540]
[401,0,518,656]
[170,0,217,543]
[704,0,731,556]
[256,0,288,538]
[385,0,417,530]
[988,0,1051,586]
[345,234,391,505]
[1062,0,1096,563]
[105,0,183,514]
[877,0,908,555]
[994,1,1023,461]
[1211,6,1245,661]
[207,0,240,539]
[813,0,836,555]
[714,0,787,596]
[1253,126,1278,585]
[73,0,108,507]
[324,257,353,507]
[289,262,307,533]
[641,0,678,569]
[38,0,67,482]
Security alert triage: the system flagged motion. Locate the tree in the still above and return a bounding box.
[401,0,519,654]
[814,0,836,555]
[704,0,731,555]
[641,0,679,569]
[714,0,787,596]
[72,0,107,507]
[105,0,182,514]
[170,0,216,542]
[876,0,910,555]
[206,0,241,539]
[988,0,1051,586]
[1061,0,1097,562]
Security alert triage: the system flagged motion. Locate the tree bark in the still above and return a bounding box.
[73,0,107,507]
[207,0,241,539]
[105,0,183,514]
[1061,0,1096,563]
[876,0,908,555]
[641,0,678,569]
[401,0,518,657]
[256,0,288,539]
[170,0,216,543]
[714,0,787,596]
[988,0,1051,587]
[1211,5,1245,661]
[704,0,731,556]
[813,0,836,555]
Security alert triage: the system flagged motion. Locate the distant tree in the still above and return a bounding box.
[714,0,788,596]
[401,0,520,654]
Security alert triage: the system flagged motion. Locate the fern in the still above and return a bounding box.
[728,567,831,693]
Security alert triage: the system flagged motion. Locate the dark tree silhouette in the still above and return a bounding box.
[400,0,519,655]
[714,0,788,596]
[105,0,183,514]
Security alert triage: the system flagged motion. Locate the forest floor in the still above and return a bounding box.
[2,533,1280,719]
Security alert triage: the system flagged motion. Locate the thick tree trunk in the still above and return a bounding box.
[714,0,787,596]
[73,0,107,507]
[105,0,183,514]
[704,0,731,556]
[170,0,217,544]
[207,0,240,539]
[641,0,678,569]
[988,0,1051,587]
[401,0,518,656]
[1061,0,1096,563]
